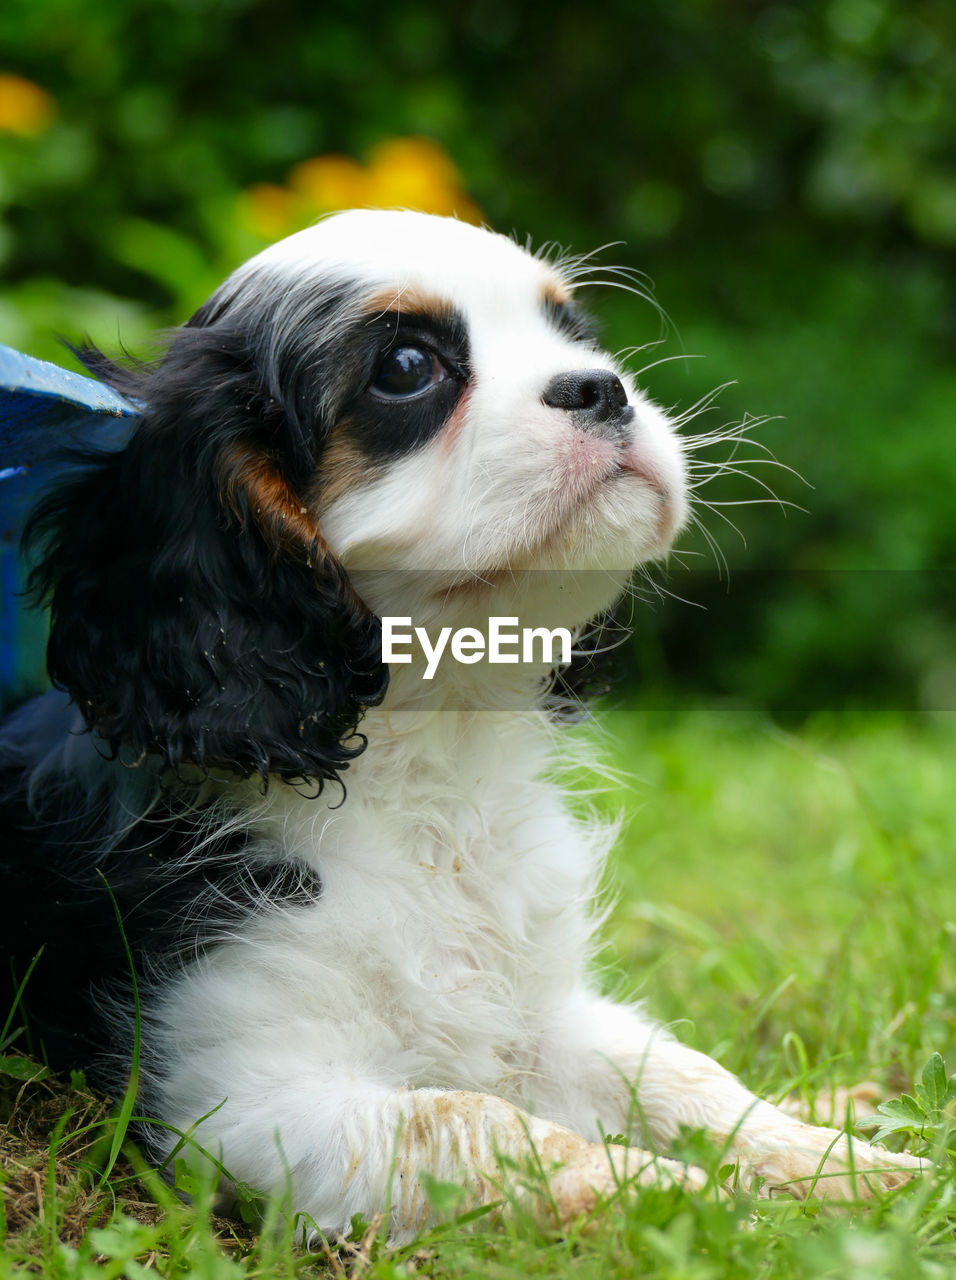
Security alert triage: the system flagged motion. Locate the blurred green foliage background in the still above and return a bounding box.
[0,0,953,715]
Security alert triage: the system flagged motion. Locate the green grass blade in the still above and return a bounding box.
[95,871,141,1187]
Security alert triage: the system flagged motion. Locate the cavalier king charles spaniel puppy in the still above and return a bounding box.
[0,210,919,1238]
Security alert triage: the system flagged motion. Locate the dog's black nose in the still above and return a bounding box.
[542,370,633,440]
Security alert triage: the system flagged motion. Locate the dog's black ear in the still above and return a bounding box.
[25,330,387,789]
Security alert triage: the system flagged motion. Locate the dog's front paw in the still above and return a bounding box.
[740,1123,924,1201]
[545,1142,710,1225]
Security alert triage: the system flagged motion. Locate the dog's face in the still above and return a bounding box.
[33,211,689,782]
[207,210,687,624]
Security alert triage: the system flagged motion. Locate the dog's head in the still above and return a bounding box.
[28,211,687,785]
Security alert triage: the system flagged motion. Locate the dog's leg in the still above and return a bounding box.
[535,994,923,1201]
[165,1082,710,1241]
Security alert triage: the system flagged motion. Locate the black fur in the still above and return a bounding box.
[1,712,320,1079]
[26,321,387,789]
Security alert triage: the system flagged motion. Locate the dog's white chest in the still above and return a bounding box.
[231,741,598,1097]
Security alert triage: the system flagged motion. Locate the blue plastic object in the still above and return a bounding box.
[0,343,139,467]
[0,343,141,694]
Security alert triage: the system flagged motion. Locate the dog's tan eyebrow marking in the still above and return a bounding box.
[542,291,599,345]
[362,285,457,318]
[541,279,573,308]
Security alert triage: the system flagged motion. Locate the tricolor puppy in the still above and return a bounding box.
[0,211,919,1237]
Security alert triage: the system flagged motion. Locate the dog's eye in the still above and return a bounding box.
[370,346,445,400]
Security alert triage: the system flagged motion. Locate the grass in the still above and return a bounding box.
[2,710,954,1278]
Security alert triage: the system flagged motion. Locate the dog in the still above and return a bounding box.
[0,209,920,1239]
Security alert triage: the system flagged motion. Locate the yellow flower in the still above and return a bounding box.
[238,183,300,240]
[0,74,56,137]
[366,138,481,222]
[237,136,482,244]
[289,154,369,211]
